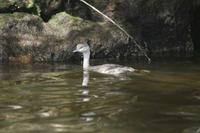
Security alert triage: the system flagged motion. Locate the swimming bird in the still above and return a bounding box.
[73,43,136,75]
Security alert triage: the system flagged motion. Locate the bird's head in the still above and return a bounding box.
[73,43,90,53]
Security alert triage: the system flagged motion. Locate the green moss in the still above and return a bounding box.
[13,12,27,19]
[0,0,15,8]
[0,12,26,20]
[49,12,81,25]
[0,13,17,28]
[48,12,95,31]
[0,0,35,10]
[0,17,6,28]
[25,0,35,8]
[0,12,43,29]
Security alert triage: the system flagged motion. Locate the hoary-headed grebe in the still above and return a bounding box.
[73,43,135,75]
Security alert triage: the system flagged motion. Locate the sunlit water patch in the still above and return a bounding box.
[0,61,199,133]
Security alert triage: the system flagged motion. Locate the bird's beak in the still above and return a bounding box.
[73,49,78,53]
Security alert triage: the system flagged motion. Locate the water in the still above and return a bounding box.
[0,60,200,133]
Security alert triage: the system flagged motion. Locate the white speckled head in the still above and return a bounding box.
[73,43,90,53]
[73,43,91,70]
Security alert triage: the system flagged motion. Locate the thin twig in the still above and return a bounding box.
[80,0,151,63]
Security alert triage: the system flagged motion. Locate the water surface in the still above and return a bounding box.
[0,60,200,133]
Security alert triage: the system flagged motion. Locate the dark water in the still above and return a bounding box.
[0,60,200,133]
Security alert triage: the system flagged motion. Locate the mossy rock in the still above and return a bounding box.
[0,12,43,32]
[48,12,96,32]
[0,13,26,28]
[0,0,15,8]
[0,0,35,9]
[0,12,45,62]
[47,12,128,59]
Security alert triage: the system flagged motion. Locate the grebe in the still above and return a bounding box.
[73,43,135,75]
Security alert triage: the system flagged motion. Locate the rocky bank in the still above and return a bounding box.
[0,0,199,63]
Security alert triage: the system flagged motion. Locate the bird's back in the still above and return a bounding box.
[90,64,135,75]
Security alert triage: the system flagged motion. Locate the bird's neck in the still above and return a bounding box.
[83,51,90,70]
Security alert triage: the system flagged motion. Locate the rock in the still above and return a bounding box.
[119,0,194,57]
[0,0,199,63]
[0,12,45,62]
[47,12,130,59]
[9,54,32,64]
[0,0,64,20]
[0,0,35,12]
[64,0,196,57]
[0,12,128,63]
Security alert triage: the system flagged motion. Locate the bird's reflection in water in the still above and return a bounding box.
[82,70,89,87]
[74,70,90,103]
[80,70,90,97]
[78,70,97,122]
